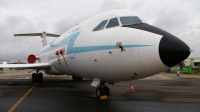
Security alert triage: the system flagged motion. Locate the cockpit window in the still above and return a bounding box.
[120,16,143,26]
[106,18,119,28]
[93,20,108,31]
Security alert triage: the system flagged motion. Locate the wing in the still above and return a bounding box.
[0,63,50,69]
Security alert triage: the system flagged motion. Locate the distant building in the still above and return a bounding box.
[0,61,27,71]
[184,57,200,68]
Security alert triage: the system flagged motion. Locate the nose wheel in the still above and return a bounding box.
[38,73,43,83]
[96,81,110,98]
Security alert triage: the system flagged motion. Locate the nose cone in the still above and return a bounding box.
[159,34,190,67]
[122,23,190,67]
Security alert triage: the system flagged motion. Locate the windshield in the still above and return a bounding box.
[93,20,108,31]
[106,18,119,28]
[120,16,143,26]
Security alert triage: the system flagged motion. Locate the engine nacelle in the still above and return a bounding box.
[27,54,36,63]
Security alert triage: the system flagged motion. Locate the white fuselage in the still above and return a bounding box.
[38,10,188,81]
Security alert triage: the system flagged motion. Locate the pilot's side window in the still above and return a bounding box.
[93,20,108,31]
[106,18,119,28]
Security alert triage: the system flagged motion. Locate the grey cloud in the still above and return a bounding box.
[0,15,44,62]
[99,0,126,12]
[54,17,80,34]
[1,0,200,62]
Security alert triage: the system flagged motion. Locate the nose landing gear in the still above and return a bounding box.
[96,81,110,98]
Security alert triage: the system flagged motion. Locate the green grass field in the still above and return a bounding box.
[169,69,200,75]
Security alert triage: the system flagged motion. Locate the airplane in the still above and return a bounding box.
[0,9,190,98]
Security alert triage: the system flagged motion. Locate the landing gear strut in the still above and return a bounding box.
[32,69,43,83]
[96,81,110,98]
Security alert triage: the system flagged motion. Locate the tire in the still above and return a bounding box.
[32,73,37,82]
[104,86,110,96]
[38,73,43,83]
[72,76,76,81]
[96,87,104,98]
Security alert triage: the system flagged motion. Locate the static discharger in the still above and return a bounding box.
[55,50,61,65]
[60,49,67,66]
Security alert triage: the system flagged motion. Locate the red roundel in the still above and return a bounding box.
[27,54,36,63]
[55,50,59,55]
[60,49,63,54]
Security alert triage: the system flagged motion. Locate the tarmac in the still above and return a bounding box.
[0,70,200,112]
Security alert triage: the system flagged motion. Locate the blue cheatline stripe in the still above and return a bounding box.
[40,31,155,55]
[40,32,81,54]
[67,45,154,54]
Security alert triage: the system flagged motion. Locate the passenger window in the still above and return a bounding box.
[106,18,119,28]
[93,20,108,31]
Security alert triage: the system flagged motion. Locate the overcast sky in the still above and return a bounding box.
[0,0,200,62]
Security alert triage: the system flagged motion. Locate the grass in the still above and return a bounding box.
[169,69,200,75]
